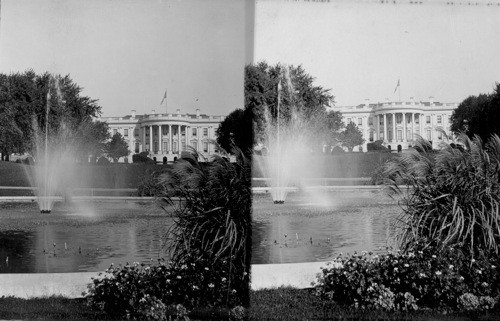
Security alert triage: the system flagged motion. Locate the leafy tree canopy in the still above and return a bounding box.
[0,70,104,161]
[340,122,365,152]
[451,83,500,142]
[216,62,341,155]
[215,108,253,156]
[106,132,130,162]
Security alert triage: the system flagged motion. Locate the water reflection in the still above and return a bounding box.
[251,191,401,264]
[0,190,401,272]
[0,201,172,273]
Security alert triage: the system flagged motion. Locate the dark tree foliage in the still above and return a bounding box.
[216,108,253,157]
[340,122,365,152]
[0,70,105,161]
[106,132,130,162]
[451,83,500,142]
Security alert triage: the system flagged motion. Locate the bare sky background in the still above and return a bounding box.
[0,0,251,117]
[254,0,500,107]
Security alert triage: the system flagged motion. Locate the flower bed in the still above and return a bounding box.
[314,246,500,312]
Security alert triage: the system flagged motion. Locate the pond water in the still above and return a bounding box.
[251,190,401,264]
[0,190,402,273]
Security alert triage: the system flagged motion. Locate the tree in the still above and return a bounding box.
[0,70,105,161]
[106,133,130,162]
[339,122,365,152]
[216,108,253,156]
[451,83,500,142]
[75,121,110,163]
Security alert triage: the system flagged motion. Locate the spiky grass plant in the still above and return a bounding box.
[384,134,500,259]
[158,147,252,307]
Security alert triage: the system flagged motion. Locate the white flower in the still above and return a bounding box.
[435,271,442,276]
[205,267,209,271]
[449,265,454,269]
[192,285,199,290]
[404,264,409,268]
[394,267,398,272]
[431,255,436,258]
[477,269,482,274]
[177,275,182,279]
[492,265,496,269]
[208,283,214,288]
[222,277,227,282]
[471,258,476,263]
[419,273,426,278]
[181,264,187,270]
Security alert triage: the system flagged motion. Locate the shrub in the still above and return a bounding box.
[132,151,155,164]
[383,134,500,260]
[314,246,500,312]
[86,259,246,319]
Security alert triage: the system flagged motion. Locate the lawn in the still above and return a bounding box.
[1,288,499,321]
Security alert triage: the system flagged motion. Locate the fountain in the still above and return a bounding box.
[254,66,314,204]
[27,75,77,213]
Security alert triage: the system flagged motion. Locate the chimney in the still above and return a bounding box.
[364,99,370,108]
[176,108,181,115]
[131,110,136,118]
[410,97,414,104]
[429,96,434,105]
[152,109,156,115]
[196,109,200,117]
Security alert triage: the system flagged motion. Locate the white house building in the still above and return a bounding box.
[99,109,224,163]
[333,98,458,152]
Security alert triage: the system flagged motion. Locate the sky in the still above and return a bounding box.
[254,0,500,107]
[0,0,252,117]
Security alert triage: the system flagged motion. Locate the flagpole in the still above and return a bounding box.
[399,83,401,102]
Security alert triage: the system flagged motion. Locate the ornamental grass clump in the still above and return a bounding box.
[159,147,252,308]
[314,247,500,312]
[384,134,500,260]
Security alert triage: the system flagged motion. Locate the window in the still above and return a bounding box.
[192,141,198,151]
[438,131,443,140]
[437,115,442,124]
[113,129,117,135]
[124,129,128,137]
[358,118,362,126]
[407,129,412,141]
[397,130,402,141]
[426,129,431,141]
[368,117,373,126]
[163,142,169,152]
[192,128,197,136]
[173,142,178,153]
[397,114,402,124]
[347,118,351,124]
[426,116,431,124]
[379,117,384,126]
[415,115,420,124]
[135,142,139,153]
[181,141,186,151]
[203,128,208,136]
[203,142,209,153]
[134,129,139,136]
[369,131,374,142]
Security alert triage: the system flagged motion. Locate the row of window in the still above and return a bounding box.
[134,141,211,154]
[347,115,450,127]
[112,127,210,137]
[368,129,444,142]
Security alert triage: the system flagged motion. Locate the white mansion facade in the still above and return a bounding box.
[334,98,458,152]
[99,109,224,163]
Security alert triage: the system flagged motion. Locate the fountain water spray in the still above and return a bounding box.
[27,75,77,213]
[254,66,314,204]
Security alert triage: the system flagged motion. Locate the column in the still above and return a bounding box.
[143,127,147,152]
[149,126,153,153]
[411,113,415,142]
[383,114,388,142]
[419,113,423,139]
[185,126,189,150]
[375,115,380,140]
[392,113,396,143]
[169,125,172,153]
[159,125,163,154]
[178,125,181,152]
[403,113,407,142]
